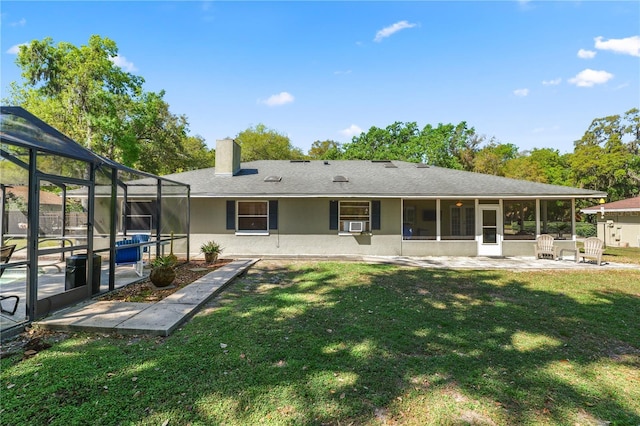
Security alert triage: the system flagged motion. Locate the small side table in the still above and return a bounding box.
[556,248,579,263]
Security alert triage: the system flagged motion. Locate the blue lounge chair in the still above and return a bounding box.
[115,239,143,276]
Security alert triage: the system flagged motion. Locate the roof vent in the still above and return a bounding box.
[416,163,429,168]
[290,160,310,163]
[384,163,397,168]
[333,175,349,182]
[323,161,330,165]
[264,176,282,182]
[371,160,391,163]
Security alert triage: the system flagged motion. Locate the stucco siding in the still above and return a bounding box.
[401,241,477,256]
[501,240,575,257]
[187,196,589,258]
[595,215,640,247]
[280,199,331,235]
[191,198,227,234]
[189,198,405,257]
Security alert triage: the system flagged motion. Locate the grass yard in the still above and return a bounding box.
[1,261,639,425]
[599,244,640,265]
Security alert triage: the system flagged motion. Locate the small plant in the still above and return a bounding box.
[151,255,177,269]
[149,255,177,287]
[201,240,223,263]
[200,240,222,255]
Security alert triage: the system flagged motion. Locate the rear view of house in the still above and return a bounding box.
[165,139,605,258]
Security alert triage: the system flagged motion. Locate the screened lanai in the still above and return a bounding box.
[0,106,190,336]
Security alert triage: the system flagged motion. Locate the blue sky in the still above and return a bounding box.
[1,1,638,154]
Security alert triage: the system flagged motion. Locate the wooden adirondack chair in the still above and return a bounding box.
[581,237,604,266]
[534,234,556,260]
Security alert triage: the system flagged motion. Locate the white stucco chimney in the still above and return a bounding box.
[215,138,241,176]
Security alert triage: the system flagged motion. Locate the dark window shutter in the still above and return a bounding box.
[372,200,381,230]
[269,200,278,230]
[226,200,235,230]
[330,200,338,230]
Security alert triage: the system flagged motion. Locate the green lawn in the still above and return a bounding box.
[600,244,640,265]
[2,261,639,425]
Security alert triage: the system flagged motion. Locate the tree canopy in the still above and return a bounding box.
[5,35,214,175]
[340,121,478,169]
[308,140,342,160]
[568,108,639,201]
[502,148,570,185]
[235,124,304,161]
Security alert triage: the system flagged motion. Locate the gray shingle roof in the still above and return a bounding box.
[160,160,605,199]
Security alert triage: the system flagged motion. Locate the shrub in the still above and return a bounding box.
[151,255,177,268]
[576,222,597,238]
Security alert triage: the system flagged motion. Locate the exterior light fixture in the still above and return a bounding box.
[455,201,463,207]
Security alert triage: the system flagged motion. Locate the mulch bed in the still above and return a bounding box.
[98,258,233,303]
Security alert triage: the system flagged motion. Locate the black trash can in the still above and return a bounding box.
[65,254,101,294]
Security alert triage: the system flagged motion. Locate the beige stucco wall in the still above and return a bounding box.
[400,241,477,256]
[502,240,576,257]
[595,215,640,247]
[190,198,407,257]
[186,197,586,258]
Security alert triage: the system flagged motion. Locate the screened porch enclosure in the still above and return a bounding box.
[1,106,190,336]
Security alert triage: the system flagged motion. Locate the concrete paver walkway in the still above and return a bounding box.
[361,255,640,270]
[32,256,638,337]
[34,259,258,337]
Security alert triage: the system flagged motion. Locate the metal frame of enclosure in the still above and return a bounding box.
[1,106,190,337]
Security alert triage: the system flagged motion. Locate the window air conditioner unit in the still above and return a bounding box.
[348,221,364,233]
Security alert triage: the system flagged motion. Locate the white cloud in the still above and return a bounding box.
[533,125,559,134]
[6,43,27,54]
[340,124,363,138]
[542,78,561,86]
[110,55,138,72]
[513,88,529,97]
[259,92,294,107]
[9,18,26,27]
[577,49,596,59]
[374,21,417,42]
[568,69,614,87]
[594,35,640,57]
[517,0,533,9]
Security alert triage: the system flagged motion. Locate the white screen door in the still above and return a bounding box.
[478,206,502,256]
